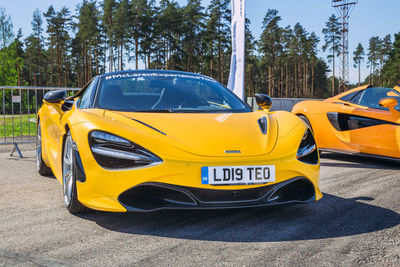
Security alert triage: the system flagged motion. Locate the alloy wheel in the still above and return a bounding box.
[63,135,74,206]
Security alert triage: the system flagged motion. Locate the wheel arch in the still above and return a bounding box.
[61,122,86,183]
[60,124,88,214]
[295,113,315,132]
[60,123,73,180]
[295,112,308,118]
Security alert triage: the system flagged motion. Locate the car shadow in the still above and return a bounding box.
[8,155,56,179]
[8,157,36,162]
[320,152,400,170]
[77,193,399,242]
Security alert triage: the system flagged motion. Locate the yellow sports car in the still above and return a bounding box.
[37,70,321,213]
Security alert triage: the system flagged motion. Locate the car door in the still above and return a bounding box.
[42,80,95,177]
[41,94,67,176]
[343,87,400,158]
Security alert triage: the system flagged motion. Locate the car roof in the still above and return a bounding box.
[328,84,371,101]
[326,85,400,103]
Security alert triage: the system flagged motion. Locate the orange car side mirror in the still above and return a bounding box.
[379,97,398,112]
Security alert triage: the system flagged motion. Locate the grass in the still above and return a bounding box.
[0,114,37,138]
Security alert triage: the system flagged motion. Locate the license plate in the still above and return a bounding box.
[201,165,276,185]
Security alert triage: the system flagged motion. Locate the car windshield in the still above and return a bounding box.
[95,72,251,113]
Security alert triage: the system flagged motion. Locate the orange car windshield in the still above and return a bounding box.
[341,87,400,111]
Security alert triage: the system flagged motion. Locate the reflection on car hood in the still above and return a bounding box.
[104,111,278,157]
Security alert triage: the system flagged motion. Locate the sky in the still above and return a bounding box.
[1,0,399,83]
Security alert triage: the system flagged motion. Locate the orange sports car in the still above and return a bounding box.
[292,85,400,161]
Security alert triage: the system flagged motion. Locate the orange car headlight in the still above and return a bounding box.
[89,130,162,169]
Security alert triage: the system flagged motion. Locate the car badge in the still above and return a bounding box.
[224,150,241,154]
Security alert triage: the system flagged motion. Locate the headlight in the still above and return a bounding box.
[297,129,319,165]
[89,130,162,169]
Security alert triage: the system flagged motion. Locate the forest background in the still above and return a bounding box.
[1,0,400,101]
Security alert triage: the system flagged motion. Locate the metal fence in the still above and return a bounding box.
[0,86,79,157]
[1,86,313,157]
[246,97,315,111]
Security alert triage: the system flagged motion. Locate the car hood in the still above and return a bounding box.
[104,111,278,157]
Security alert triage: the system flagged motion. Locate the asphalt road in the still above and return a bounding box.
[0,148,399,267]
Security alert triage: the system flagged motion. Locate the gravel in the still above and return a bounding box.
[0,150,399,267]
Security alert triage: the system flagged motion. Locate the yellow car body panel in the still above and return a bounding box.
[38,103,321,212]
[292,85,400,159]
[37,71,321,212]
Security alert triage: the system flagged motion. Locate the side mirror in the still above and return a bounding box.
[44,90,67,104]
[255,93,272,112]
[379,97,398,111]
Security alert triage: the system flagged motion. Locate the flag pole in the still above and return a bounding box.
[227,0,246,100]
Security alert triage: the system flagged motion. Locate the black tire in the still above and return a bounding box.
[62,132,88,214]
[36,120,52,176]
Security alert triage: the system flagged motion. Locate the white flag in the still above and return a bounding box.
[227,0,246,100]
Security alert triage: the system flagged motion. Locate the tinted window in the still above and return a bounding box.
[358,87,400,110]
[349,90,365,105]
[95,72,250,113]
[340,90,363,102]
[78,79,97,109]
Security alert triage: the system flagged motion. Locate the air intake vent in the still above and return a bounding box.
[258,116,267,135]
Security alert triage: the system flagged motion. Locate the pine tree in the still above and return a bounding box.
[0,8,19,109]
[182,0,204,72]
[307,32,320,97]
[314,58,329,98]
[367,36,381,86]
[353,43,364,87]
[0,8,13,48]
[139,0,156,68]
[293,23,308,97]
[1,0,337,100]
[44,6,72,86]
[259,9,282,96]
[113,0,130,71]
[205,0,230,83]
[322,14,341,96]
[102,0,117,72]
[24,9,44,86]
[379,34,392,86]
[130,0,146,70]
[382,32,400,87]
[73,0,103,86]
[13,29,25,86]
[244,18,257,99]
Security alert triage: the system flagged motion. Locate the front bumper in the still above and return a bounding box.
[118,177,316,212]
[77,155,321,212]
[71,121,322,212]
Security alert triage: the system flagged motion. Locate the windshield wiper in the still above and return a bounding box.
[169,109,207,113]
[135,109,207,113]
